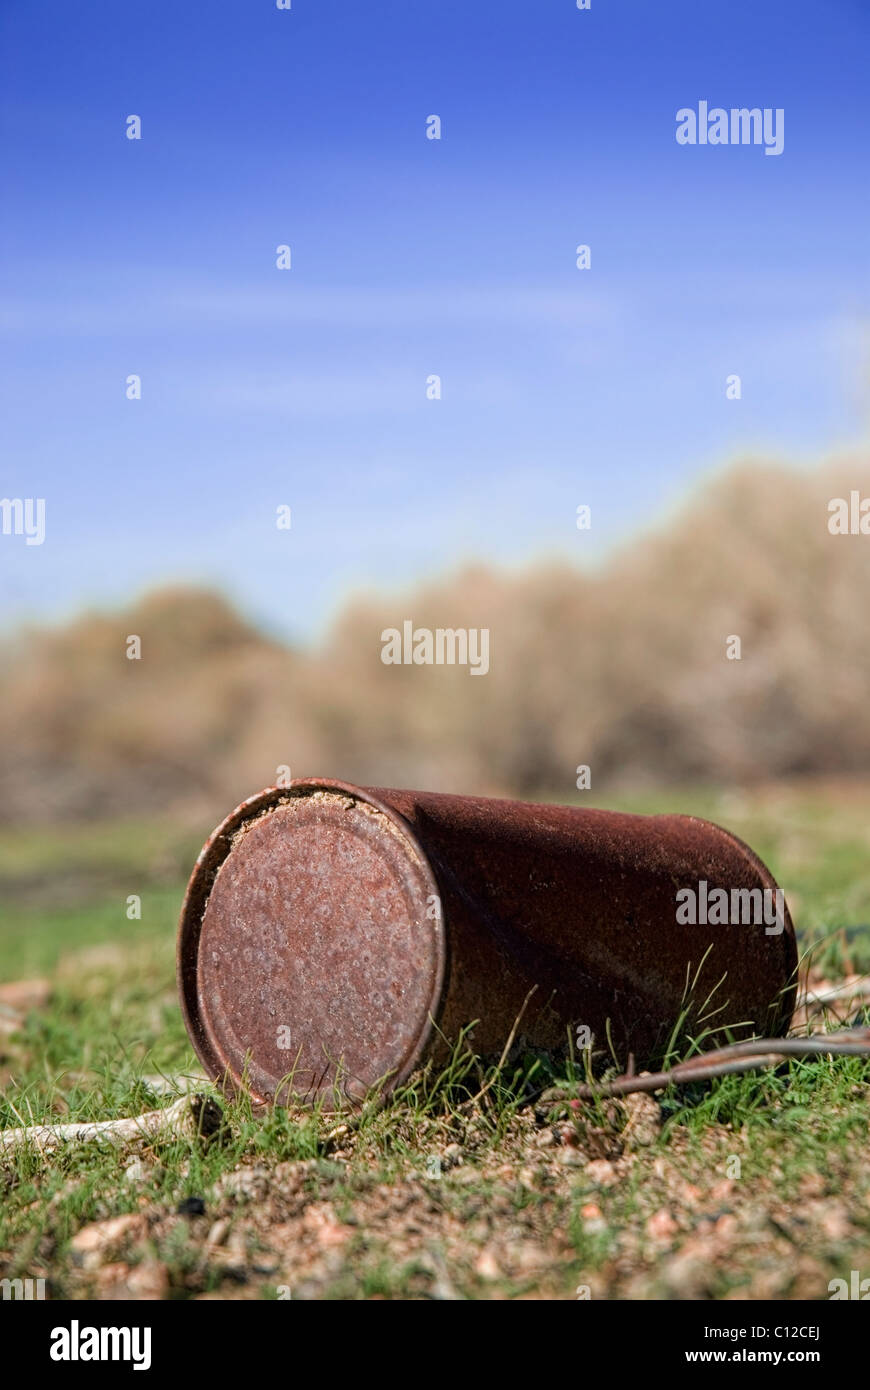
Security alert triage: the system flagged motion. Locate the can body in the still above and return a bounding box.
[177,780,797,1105]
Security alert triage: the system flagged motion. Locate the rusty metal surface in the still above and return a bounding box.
[177,780,797,1107]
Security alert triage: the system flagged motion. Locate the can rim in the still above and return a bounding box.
[177,778,447,1105]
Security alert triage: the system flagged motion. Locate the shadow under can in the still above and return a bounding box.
[177,779,797,1107]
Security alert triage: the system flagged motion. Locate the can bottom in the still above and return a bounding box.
[184,787,445,1105]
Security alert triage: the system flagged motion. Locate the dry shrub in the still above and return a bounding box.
[2,455,869,823]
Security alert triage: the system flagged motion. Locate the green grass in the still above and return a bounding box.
[1,781,869,1300]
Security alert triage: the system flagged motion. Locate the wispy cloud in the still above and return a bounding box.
[0,280,620,339]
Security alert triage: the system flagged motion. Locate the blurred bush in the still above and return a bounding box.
[2,455,870,824]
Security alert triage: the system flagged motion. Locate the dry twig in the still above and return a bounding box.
[0,1093,224,1159]
[539,1027,870,1104]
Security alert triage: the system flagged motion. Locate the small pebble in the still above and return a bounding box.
[177,1196,206,1217]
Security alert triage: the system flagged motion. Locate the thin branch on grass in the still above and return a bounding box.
[538,1027,870,1104]
[0,1093,224,1159]
[802,978,870,1011]
[469,985,538,1106]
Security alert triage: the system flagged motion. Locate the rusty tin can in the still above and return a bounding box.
[177,780,797,1106]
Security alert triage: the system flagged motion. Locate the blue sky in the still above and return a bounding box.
[1,0,868,642]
